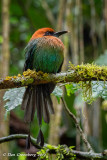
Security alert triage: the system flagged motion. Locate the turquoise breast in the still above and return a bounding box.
[33,37,64,73]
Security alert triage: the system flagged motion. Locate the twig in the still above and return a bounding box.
[0,134,107,159]
[61,97,93,152]
[0,134,41,149]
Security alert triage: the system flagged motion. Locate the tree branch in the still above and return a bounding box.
[0,134,107,159]
[0,64,107,90]
[61,97,93,152]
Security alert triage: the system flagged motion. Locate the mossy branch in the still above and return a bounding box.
[0,134,107,160]
[0,64,107,89]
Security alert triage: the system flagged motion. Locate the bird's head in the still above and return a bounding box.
[30,28,68,40]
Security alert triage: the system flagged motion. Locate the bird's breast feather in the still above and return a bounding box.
[33,37,64,73]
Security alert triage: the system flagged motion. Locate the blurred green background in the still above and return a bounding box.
[0,0,107,159]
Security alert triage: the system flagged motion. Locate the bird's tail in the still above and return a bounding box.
[21,83,55,146]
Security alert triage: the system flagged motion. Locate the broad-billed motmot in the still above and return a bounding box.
[22,28,67,147]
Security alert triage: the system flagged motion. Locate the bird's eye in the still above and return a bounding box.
[46,31,50,34]
[44,31,54,36]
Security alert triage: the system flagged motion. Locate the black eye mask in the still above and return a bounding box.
[44,31,54,36]
[44,31,68,37]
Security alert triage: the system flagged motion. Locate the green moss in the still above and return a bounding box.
[23,69,37,78]
[22,69,50,81]
[37,145,76,160]
[46,144,56,150]
[81,81,95,103]
[56,145,76,160]
[21,77,34,86]
[69,63,107,81]
[68,62,107,103]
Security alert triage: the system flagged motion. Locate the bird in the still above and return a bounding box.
[21,27,67,147]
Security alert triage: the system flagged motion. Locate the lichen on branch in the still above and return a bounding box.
[0,63,107,90]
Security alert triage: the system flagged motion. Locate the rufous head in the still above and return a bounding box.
[30,28,68,40]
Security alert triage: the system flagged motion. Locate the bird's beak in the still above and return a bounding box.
[53,31,68,37]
